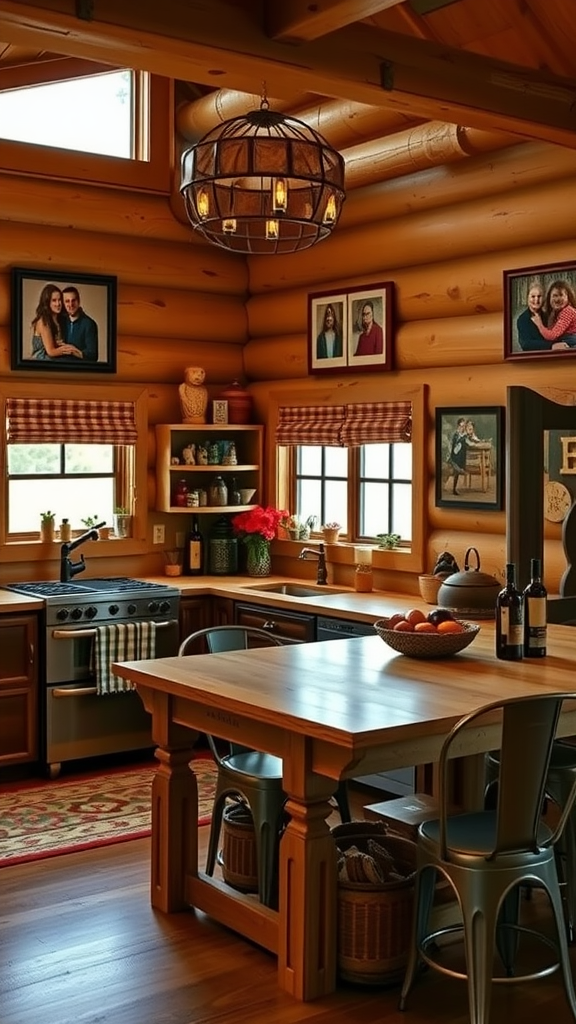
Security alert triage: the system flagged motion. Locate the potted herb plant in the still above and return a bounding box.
[113,506,132,539]
[40,510,56,543]
[376,532,401,550]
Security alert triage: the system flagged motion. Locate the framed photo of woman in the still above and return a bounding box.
[308,289,347,373]
[435,406,504,511]
[11,266,117,373]
[504,260,576,360]
[347,282,393,372]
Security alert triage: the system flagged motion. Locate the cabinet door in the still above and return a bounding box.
[235,602,316,643]
[179,596,211,644]
[0,615,38,764]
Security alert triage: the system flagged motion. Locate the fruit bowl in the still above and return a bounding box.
[373,619,480,658]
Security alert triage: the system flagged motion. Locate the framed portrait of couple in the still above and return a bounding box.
[11,266,117,373]
[308,281,394,374]
[504,259,576,360]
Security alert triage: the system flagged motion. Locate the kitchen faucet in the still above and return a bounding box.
[60,522,106,582]
[299,542,328,585]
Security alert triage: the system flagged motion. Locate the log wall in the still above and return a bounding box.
[1,120,575,592]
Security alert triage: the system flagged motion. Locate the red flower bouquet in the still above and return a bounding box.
[231,505,287,543]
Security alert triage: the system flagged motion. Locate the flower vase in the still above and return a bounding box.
[246,539,272,577]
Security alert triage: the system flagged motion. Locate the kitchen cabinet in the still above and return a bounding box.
[155,424,263,515]
[179,595,211,643]
[235,602,316,644]
[0,614,38,765]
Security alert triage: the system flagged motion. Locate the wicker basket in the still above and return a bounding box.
[332,821,416,986]
[418,574,442,604]
[221,801,258,893]
[374,619,480,659]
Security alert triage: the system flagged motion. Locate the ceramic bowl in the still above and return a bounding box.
[239,488,256,504]
[373,619,480,659]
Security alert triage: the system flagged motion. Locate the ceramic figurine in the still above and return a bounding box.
[179,366,208,424]
[182,444,196,465]
[221,441,238,466]
[196,445,208,465]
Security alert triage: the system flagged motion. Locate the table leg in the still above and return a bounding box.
[278,780,338,1000]
[150,744,198,912]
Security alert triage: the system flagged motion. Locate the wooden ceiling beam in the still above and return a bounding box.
[1,1,576,148]
[265,0,405,44]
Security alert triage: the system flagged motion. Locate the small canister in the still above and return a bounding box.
[208,515,238,575]
[209,475,228,507]
[186,491,200,508]
[198,488,208,507]
[59,518,71,542]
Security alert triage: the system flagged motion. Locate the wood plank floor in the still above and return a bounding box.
[1,783,576,1024]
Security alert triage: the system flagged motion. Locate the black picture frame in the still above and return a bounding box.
[11,267,117,373]
[307,281,394,374]
[504,260,576,360]
[435,406,504,511]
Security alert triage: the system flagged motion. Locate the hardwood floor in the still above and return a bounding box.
[1,784,576,1024]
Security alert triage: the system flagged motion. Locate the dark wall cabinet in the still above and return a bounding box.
[0,614,38,765]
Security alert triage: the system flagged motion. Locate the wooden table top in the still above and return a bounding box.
[114,623,576,762]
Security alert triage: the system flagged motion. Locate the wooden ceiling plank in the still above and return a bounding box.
[1,1,576,148]
[266,0,405,44]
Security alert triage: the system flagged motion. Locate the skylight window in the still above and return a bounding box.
[0,69,133,158]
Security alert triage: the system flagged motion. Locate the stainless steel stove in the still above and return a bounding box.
[3,577,181,777]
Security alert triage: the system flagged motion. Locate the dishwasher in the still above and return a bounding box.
[317,615,416,797]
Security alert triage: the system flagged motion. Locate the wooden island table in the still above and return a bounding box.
[113,623,576,1002]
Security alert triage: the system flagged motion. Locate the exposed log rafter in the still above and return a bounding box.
[265,0,405,44]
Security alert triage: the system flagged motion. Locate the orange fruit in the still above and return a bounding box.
[437,619,464,634]
[414,621,436,633]
[393,619,414,632]
[405,608,427,626]
[387,613,407,628]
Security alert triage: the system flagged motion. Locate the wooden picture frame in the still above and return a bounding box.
[212,399,229,424]
[11,266,117,373]
[307,281,394,374]
[435,406,504,511]
[504,260,576,360]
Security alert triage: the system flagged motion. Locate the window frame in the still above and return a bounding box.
[0,66,172,193]
[269,382,427,573]
[0,382,149,563]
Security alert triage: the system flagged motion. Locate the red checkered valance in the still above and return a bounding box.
[275,401,411,446]
[6,398,138,445]
[339,401,412,446]
[275,404,346,446]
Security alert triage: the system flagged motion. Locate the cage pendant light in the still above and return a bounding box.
[180,99,346,255]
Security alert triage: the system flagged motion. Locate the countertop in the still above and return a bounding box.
[0,574,421,624]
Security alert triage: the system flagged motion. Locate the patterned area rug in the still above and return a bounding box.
[0,756,218,867]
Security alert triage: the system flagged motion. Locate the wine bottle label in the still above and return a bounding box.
[526,596,546,628]
[508,624,523,645]
[188,540,202,570]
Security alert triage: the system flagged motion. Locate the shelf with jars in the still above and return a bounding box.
[155,424,263,514]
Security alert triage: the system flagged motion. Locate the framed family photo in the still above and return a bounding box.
[504,260,576,360]
[11,267,117,373]
[308,281,394,374]
[435,406,504,511]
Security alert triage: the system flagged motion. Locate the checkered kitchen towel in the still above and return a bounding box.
[93,621,157,695]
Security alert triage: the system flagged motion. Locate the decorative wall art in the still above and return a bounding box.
[435,406,504,511]
[503,260,576,360]
[308,281,394,374]
[11,267,117,373]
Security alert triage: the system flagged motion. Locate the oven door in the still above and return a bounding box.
[46,618,179,683]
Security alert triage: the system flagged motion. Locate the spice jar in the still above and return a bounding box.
[209,475,228,507]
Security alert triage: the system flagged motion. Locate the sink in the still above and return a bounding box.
[240,582,347,597]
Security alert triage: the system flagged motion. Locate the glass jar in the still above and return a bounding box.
[208,516,238,575]
[174,478,189,507]
[209,475,228,507]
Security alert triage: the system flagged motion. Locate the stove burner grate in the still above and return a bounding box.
[3,577,177,599]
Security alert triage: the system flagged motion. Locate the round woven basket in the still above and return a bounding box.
[374,619,480,659]
[220,801,258,893]
[332,821,416,985]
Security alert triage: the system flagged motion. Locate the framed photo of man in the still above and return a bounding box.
[504,260,576,360]
[308,289,347,374]
[347,282,394,372]
[11,267,117,373]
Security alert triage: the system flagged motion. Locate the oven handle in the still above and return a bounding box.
[52,686,98,698]
[51,620,174,639]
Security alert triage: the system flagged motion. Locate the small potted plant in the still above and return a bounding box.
[376,532,401,550]
[321,521,341,544]
[113,506,132,539]
[81,515,100,528]
[283,513,318,541]
[40,510,56,543]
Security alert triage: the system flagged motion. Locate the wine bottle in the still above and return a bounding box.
[496,562,523,660]
[184,516,204,576]
[523,557,547,657]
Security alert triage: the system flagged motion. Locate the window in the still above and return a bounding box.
[7,443,116,534]
[0,70,134,158]
[294,442,412,541]
[1,385,148,552]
